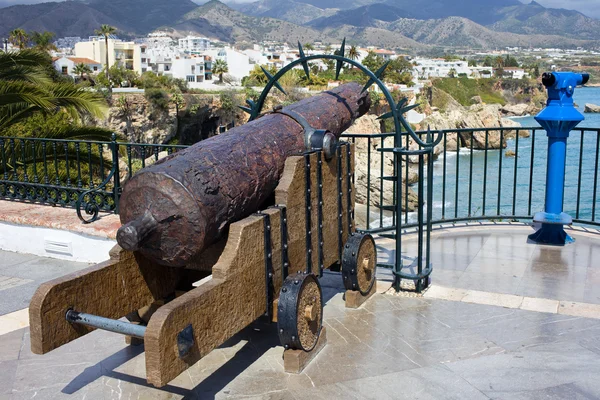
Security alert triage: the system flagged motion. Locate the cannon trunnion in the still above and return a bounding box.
[29,142,378,387]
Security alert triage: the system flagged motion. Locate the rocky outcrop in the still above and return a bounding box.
[97,93,243,145]
[99,94,178,144]
[418,103,528,151]
[584,103,600,113]
[501,103,529,116]
[348,115,418,218]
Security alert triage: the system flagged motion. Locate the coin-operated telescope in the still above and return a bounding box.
[529,72,589,245]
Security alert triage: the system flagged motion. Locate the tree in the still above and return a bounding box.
[0,50,111,184]
[95,25,117,83]
[362,51,384,73]
[504,54,519,68]
[348,45,359,66]
[384,57,414,85]
[468,59,478,67]
[0,50,107,132]
[8,29,29,50]
[448,68,457,78]
[73,63,92,80]
[495,56,504,69]
[212,59,229,84]
[483,56,494,67]
[303,43,315,51]
[30,31,57,53]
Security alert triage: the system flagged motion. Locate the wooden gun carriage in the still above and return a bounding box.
[29,83,378,387]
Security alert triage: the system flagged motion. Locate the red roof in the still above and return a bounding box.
[53,56,101,65]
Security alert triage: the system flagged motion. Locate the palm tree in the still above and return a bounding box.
[212,59,229,84]
[0,50,107,132]
[73,63,92,81]
[348,46,359,69]
[30,31,57,53]
[8,29,29,50]
[303,43,315,51]
[95,25,117,82]
[0,50,111,185]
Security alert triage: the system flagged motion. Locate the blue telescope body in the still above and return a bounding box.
[528,71,589,245]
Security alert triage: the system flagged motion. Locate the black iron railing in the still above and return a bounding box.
[346,126,600,232]
[2,126,600,228]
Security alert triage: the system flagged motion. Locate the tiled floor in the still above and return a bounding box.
[0,250,90,315]
[2,224,600,399]
[378,224,600,305]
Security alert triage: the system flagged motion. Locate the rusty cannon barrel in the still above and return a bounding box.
[117,82,371,266]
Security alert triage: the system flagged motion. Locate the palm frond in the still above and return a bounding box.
[44,83,108,120]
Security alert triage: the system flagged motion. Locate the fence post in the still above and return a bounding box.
[111,133,121,214]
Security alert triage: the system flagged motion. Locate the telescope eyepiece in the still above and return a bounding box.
[582,73,590,86]
[542,72,556,88]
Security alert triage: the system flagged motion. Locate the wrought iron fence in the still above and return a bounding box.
[348,126,600,232]
[2,126,600,228]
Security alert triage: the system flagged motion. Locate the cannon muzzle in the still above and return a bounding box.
[117,210,158,251]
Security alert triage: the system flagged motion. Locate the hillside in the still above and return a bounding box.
[84,0,198,33]
[174,0,329,44]
[388,17,590,49]
[234,0,337,25]
[490,1,600,40]
[0,0,599,49]
[309,4,412,29]
[0,0,198,37]
[0,2,128,37]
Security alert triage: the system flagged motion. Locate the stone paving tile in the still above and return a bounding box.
[558,300,600,318]
[454,271,522,295]
[0,309,29,336]
[514,276,588,304]
[462,290,523,309]
[520,296,559,314]
[446,341,600,398]
[0,250,91,316]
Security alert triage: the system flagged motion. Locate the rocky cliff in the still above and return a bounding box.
[96,93,245,145]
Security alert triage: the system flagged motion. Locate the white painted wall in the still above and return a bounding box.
[0,222,116,263]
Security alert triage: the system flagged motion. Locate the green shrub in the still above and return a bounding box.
[145,88,169,112]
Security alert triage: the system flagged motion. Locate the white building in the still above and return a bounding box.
[413,58,471,79]
[153,55,212,88]
[503,67,527,79]
[206,47,252,82]
[52,56,102,77]
[74,37,146,74]
[178,36,211,54]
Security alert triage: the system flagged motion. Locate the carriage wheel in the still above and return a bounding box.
[277,272,323,352]
[342,233,377,296]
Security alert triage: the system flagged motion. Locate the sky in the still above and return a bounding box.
[0,0,599,19]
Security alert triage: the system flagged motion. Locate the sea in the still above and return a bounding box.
[384,87,600,228]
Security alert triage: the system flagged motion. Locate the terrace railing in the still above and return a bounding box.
[2,126,600,228]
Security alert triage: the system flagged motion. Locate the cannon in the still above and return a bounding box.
[28,82,379,387]
[117,83,370,267]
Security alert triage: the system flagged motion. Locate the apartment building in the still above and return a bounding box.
[74,37,146,74]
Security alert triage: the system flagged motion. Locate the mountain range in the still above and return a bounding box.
[0,0,599,49]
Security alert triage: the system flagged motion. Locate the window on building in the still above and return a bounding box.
[93,66,98,71]
[191,65,196,74]
[165,65,170,71]
[61,66,68,75]
[187,75,195,82]
[141,58,146,63]
[141,47,146,53]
